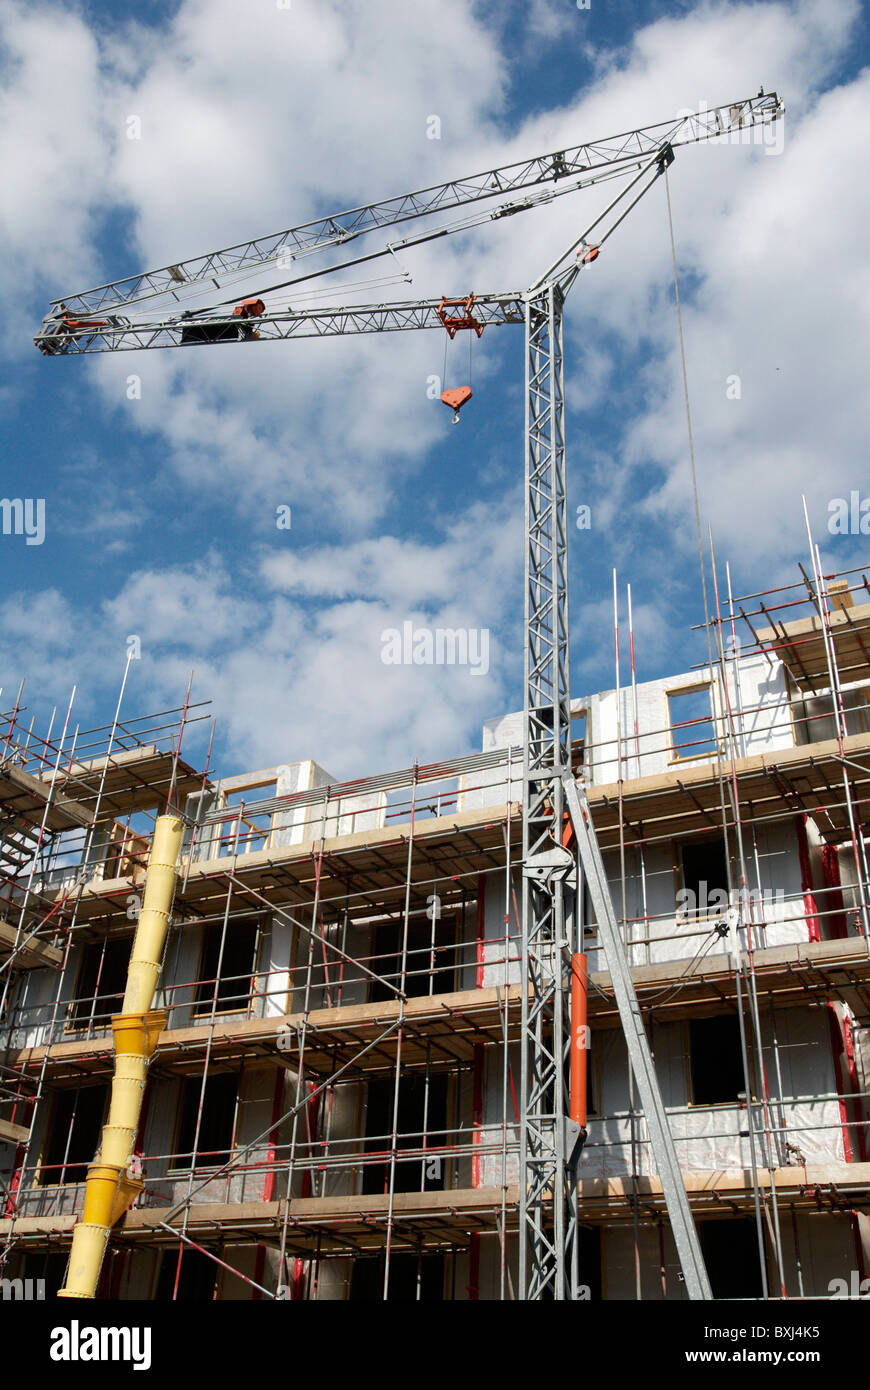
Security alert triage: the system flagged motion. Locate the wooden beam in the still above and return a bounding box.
[5,1165,870,1247]
[0,918,62,968]
[11,935,870,1082]
[0,1116,29,1145]
[0,762,91,831]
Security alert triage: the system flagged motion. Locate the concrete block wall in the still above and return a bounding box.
[586,655,793,785]
[480,653,794,788]
[588,817,813,972]
[272,758,336,846]
[578,1006,846,1176]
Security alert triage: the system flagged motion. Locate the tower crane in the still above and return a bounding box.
[34,91,784,1301]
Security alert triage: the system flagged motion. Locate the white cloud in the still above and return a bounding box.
[259,496,520,612]
[0,1,110,302]
[2,495,521,776]
[622,65,870,565]
[13,0,865,551]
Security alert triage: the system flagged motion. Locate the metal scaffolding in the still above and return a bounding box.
[2,544,870,1299]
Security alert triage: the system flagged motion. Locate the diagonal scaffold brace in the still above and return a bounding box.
[561,773,713,1301]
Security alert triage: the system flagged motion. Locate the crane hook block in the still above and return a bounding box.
[437,296,484,339]
[578,244,600,264]
[441,385,473,424]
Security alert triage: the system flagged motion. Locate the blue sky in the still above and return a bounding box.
[1,0,868,781]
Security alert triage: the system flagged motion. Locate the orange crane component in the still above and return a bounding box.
[232,297,265,319]
[438,295,483,421]
[569,952,589,1130]
[437,294,485,338]
[34,304,111,355]
[441,385,473,423]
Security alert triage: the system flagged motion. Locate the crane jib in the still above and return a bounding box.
[36,91,782,325]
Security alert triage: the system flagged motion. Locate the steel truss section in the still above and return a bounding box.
[519,282,574,1299]
[52,93,782,317]
[518,281,711,1301]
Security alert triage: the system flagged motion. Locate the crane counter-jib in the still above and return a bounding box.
[33,294,528,356]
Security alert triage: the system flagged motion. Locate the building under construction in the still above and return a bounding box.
[2,552,870,1301]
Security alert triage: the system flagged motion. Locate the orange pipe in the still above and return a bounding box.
[569,952,588,1127]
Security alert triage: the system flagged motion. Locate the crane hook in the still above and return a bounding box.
[441,385,473,424]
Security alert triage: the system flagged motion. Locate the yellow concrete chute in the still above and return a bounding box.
[58,815,183,1299]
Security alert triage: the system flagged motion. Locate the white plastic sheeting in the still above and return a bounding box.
[478,1005,845,1186]
[583,818,813,975]
[583,1010,844,1176]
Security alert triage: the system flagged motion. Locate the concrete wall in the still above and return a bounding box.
[3,906,283,1050]
[586,817,813,972]
[478,866,520,989]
